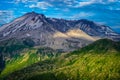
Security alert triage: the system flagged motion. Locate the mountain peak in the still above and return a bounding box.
[27,11,35,14]
[24,12,46,18]
[0,12,120,51]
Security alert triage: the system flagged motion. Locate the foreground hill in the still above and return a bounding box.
[3,39,120,80]
[0,38,62,79]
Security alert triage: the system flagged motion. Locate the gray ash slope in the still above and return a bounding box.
[0,12,119,51]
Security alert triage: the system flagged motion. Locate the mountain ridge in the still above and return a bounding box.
[0,12,120,52]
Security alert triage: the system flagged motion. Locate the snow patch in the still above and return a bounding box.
[26,33,31,37]
[3,31,11,37]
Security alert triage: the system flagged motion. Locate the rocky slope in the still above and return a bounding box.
[0,12,119,51]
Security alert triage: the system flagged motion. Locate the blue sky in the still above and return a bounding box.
[0,0,120,33]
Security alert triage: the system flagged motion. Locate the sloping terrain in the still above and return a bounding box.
[0,12,119,51]
[2,39,120,80]
[0,46,61,79]
[0,12,120,80]
[0,38,61,78]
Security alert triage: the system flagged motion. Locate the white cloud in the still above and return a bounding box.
[116,8,120,10]
[71,12,94,19]
[0,10,14,25]
[14,0,38,3]
[0,10,14,20]
[108,0,114,2]
[111,26,120,29]
[108,0,119,2]
[50,0,55,2]
[63,8,70,12]
[74,0,104,7]
[68,0,119,8]
[64,0,73,5]
[29,2,53,10]
[77,1,94,7]
[54,8,60,10]
[108,7,120,11]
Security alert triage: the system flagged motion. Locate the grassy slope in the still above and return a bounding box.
[3,39,120,80]
[0,46,60,79]
[54,53,120,80]
[0,49,39,78]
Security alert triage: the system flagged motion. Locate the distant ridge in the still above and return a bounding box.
[72,39,120,54]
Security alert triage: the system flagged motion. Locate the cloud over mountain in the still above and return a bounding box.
[0,0,120,33]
